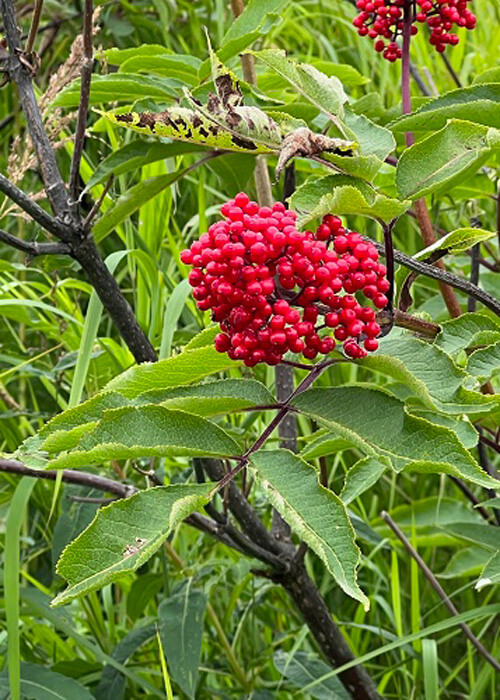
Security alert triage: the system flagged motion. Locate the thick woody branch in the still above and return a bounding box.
[1,0,70,216]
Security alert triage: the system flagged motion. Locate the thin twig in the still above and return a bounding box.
[381,510,500,674]
[0,458,136,498]
[69,0,93,203]
[211,360,335,496]
[25,0,44,53]
[468,243,480,313]
[83,175,113,229]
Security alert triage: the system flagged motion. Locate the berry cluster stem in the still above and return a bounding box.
[209,359,337,498]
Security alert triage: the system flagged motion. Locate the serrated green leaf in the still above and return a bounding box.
[250,49,347,121]
[467,341,500,382]
[476,551,500,591]
[106,346,238,398]
[53,484,211,605]
[396,120,500,200]
[360,334,500,416]
[159,580,207,699]
[48,405,239,469]
[184,326,219,350]
[341,457,389,506]
[390,84,500,132]
[414,227,496,259]
[251,449,369,609]
[293,387,498,489]
[407,409,478,449]
[435,313,500,357]
[290,174,410,225]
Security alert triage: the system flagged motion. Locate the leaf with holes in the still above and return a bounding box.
[53,485,211,605]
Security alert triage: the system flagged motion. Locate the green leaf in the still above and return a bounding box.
[250,49,348,121]
[106,346,238,397]
[118,55,202,86]
[396,120,500,200]
[476,551,500,591]
[473,68,500,85]
[466,341,500,382]
[0,663,94,700]
[219,0,287,61]
[407,409,478,449]
[435,313,500,357]
[300,433,354,459]
[341,457,389,506]
[95,625,156,700]
[93,170,189,242]
[375,497,487,548]
[184,326,219,350]
[445,523,499,551]
[273,651,349,700]
[293,387,498,489]
[52,74,177,108]
[103,44,174,66]
[42,378,268,454]
[53,484,211,605]
[251,450,369,609]
[307,60,369,87]
[360,334,500,416]
[440,548,491,579]
[290,174,410,226]
[414,227,497,259]
[390,84,500,132]
[135,378,274,415]
[48,405,239,469]
[344,109,396,161]
[159,580,207,699]
[86,142,204,191]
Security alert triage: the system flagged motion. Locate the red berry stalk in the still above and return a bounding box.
[181,193,388,367]
[353,0,476,61]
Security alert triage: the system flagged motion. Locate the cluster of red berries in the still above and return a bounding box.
[353,0,476,61]
[181,193,387,367]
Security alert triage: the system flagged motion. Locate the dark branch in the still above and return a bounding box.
[0,228,70,256]
[25,0,44,53]
[0,458,136,498]
[372,240,500,318]
[0,173,70,239]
